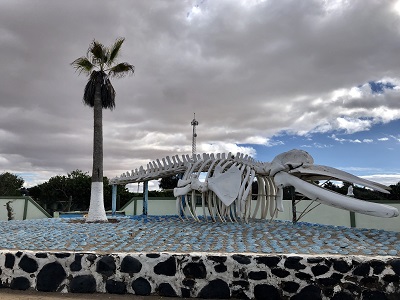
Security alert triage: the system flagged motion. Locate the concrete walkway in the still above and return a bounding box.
[0,289,200,300]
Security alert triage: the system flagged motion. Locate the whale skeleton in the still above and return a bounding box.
[110,149,399,221]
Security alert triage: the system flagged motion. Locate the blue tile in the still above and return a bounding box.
[0,216,398,257]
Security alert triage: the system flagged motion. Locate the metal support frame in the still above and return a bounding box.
[143,181,148,215]
[191,113,198,160]
[290,186,297,224]
[111,184,117,216]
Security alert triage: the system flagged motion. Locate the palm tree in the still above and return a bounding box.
[71,38,134,222]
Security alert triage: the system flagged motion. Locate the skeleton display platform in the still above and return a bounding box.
[111,149,399,220]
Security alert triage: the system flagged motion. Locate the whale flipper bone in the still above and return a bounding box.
[208,164,242,206]
[274,172,399,218]
[174,184,192,197]
[191,178,207,193]
[177,179,191,187]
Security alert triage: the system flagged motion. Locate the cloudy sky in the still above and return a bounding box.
[1,0,400,190]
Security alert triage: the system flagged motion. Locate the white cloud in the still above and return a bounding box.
[200,142,256,157]
[241,136,270,145]
[0,0,400,186]
[361,174,400,186]
[335,118,372,134]
[314,143,333,149]
[330,135,376,144]
[390,135,400,142]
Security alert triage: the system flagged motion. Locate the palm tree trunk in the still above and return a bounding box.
[86,78,108,222]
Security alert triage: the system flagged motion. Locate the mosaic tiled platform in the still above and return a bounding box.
[0,216,399,299]
[0,216,398,256]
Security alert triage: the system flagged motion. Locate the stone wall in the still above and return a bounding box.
[0,250,399,299]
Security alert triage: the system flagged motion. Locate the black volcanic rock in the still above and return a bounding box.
[132,277,151,296]
[37,262,66,292]
[70,275,96,293]
[154,257,176,276]
[120,256,142,274]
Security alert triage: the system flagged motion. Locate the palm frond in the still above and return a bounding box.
[88,40,107,66]
[83,78,95,107]
[101,78,116,110]
[74,38,132,111]
[108,62,135,78]
[83,71,116,110]
[83,71,104,107]
[107,37,125,66]
[71,57,93,75]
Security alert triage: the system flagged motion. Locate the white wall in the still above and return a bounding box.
[355,203,400,232]
[275,200,352,227]
[0,197,50,220]
[122,198,177,216]
[123,197,400,232]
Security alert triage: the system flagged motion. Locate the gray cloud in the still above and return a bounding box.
[1,0,400,186]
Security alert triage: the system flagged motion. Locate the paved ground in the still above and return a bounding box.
[0,215,399,256]
[0,289,196,300]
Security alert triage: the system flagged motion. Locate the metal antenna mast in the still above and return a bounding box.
[191,113,199,160]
